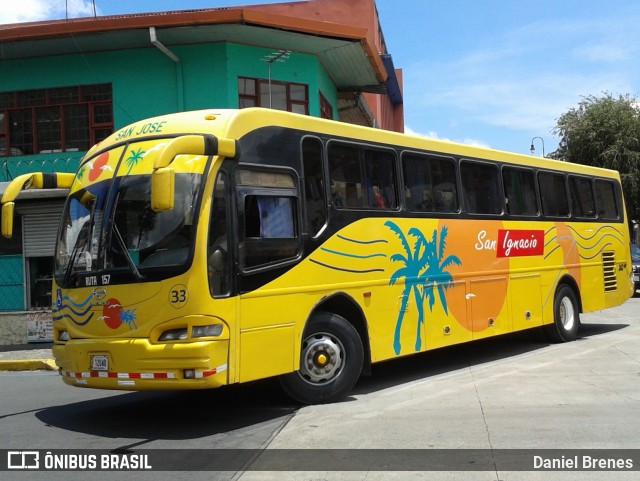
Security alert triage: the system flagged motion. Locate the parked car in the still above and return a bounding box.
[632,243,640,290]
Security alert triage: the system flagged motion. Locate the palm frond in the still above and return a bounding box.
[438,225,449,261]
[389,267,410,286]
[385,220,412,260]
[440,254,462,270]
[390,253,409,263]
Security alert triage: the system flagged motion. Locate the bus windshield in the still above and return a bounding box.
[54,172,202,287]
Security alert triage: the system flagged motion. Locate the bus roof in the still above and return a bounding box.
[96,108,620,180]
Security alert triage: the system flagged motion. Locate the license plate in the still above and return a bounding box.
[634,275,639,282]
[91,354,109,371]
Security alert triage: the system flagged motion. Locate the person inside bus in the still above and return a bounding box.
[432,162,457,212]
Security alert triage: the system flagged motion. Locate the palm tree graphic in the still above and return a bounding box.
[125,147,145,175]
[386,221,461,354]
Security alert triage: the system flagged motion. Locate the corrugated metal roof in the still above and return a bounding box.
[0,7,387,91]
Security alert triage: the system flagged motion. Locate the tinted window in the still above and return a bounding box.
[503,167,538,216]
[329,143,397,210]
[595,179,619,219]
[402,153,458,212]
[569,176,596,218]
[236,169,300,270]
[539,172,569,217]
[302,137,326,236]
[207,172,230,297]
[461,161,501,214]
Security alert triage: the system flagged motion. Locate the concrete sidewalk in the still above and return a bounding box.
[0,343,56,371]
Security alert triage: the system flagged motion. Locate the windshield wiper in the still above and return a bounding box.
[112,222,144,280]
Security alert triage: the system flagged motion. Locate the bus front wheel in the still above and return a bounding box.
[280,312,364,404]
[546,284,580,342]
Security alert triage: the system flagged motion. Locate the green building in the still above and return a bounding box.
[0,0,403,340]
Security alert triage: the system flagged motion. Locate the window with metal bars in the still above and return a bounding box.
[0,84,113,156]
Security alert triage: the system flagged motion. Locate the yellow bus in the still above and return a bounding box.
[1,108,634,404]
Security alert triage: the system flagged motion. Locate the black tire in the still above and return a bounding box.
[280,312,364,405]
[545,284,580,342]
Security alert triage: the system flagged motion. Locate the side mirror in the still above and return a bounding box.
[151,167,175,212]
[1,202,15,238]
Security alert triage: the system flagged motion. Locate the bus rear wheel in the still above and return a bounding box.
[280,312,363,405]
[545,284,580,342]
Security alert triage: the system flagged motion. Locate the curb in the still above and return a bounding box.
[0,359,58,371]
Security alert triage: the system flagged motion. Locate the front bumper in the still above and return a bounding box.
[53,338,229,390]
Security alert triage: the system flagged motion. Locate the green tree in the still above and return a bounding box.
[550,93,640,221]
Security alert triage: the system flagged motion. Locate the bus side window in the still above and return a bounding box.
[328,144,362,208]
[503,167,538,216]
[252,196,295,238]
[244,195,261,237]
[236,169,301,270]
[569,175,596,218]
[364,149,397,209]
[461,161,501,215]
[208,171,230,297]
[302,137,327,236]
[328,143,397,210]
[402,152,457,213]
[539,172,570,217]
[594,179,619,219]
[432,158,458,212]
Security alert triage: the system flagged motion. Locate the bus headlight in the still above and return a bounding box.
[159,328,188,341]
[58,330,69,342]
[192,324,223,338]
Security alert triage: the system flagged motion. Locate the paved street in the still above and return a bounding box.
[1,294,639,480]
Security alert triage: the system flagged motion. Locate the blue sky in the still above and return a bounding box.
[3,0,639,156]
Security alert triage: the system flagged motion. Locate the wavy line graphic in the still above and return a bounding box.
[337,234,388,245]
[53,292,95,326]
[58,293,93,308]
[309,258,385,273]
[52,312,94,326]
[53,301,94,318]
[310,232,389,274]
[574,233,625,251]
[320,247,387,260]
[577,242,613,260]
[567,224,624,242]
[544,244,561,259]
[544,229,622,261]
[544,236,558,249]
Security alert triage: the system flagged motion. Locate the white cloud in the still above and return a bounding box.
[0,0,99,23]
[404,126,491,149]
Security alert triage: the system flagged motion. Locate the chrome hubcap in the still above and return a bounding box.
[559,296,575,331]
[299,333,344,384]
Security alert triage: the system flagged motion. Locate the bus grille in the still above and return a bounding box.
[602,251,617,292]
